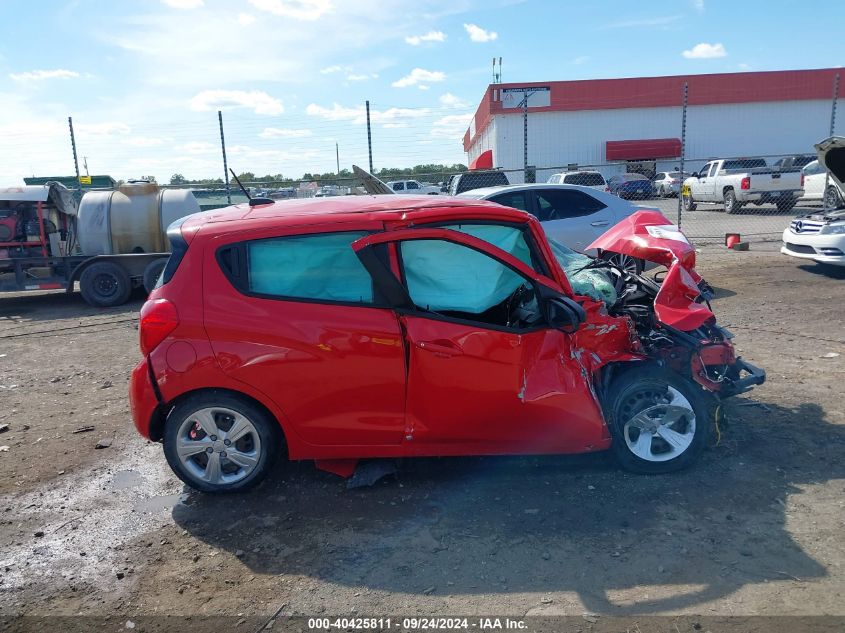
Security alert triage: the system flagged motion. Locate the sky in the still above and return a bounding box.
[0,0,843,184]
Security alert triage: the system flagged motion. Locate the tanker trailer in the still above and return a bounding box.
[0,180,200,307]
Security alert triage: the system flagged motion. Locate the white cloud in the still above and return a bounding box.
[248,0,333,21]
[161,0,204,8]
[259,127,313,138]
[237,13,256,25]
[189,89,284,115]
[391,67,445,88]
[306,103,430,125]
[463,23,497,43]
[9,69,80,82]
[692,0,705,11]
[431,113,473,139]
[125,136,168,147]
[178,141,217,154]
[572,55,589,65]
[405,30,446,45]
[602,15,681,29]
[682,42,727,59]
[439,93,470,109]
[320,65,345,74]
[347,73,377,81]
[76,122,132,137]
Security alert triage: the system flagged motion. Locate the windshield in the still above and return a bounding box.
[547,237,617,306]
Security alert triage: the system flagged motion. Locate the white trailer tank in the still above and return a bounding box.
[77,181,200,256]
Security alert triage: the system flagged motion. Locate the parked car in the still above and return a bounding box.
[547,170,609,192]
[458,183,651,273]
[773,155,815,170]
[782,137,845,267]
[652,171,687,198]
[131,195,764,493]
[607,173,654,200]
[448,170,509,195]
[799,160,845,209]
[682,158,803,213]
[385,179,440,195]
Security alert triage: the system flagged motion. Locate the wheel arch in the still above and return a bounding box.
[722,185,735,196]
[150,386,288,454]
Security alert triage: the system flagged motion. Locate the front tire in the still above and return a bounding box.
[163,392,282,493]
[682,191,696,212]
[605,367,711,474]
[601,251,644,275]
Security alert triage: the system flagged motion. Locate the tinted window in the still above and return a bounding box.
[534,189,607,221]
[563,172,605,186]
[723,158,766,170]
[489,191,530,213]
[247,232,374,303]
[407,181,420,190]
[392,182,404,191]
[708,163,719,177]
[548,174,561,184]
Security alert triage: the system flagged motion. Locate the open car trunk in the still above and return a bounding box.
[816,136,845,190]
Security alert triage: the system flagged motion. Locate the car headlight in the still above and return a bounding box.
[820,223,845,235]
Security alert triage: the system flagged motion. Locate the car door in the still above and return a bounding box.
[530,188,617,252]
[698,162,720,200]
[351,227,606,454]
[203,223,407,447]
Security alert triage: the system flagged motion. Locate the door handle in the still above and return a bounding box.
[416,340,462,358]
[590,221,610,227]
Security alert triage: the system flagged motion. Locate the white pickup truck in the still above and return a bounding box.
[681,158,803,214]
[384,179,440,195]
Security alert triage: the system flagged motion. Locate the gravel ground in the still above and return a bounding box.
[0,247,844,629]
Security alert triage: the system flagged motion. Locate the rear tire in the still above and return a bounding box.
[142,258,169,295]
[163,392,282,494]
[723,189,741,214]
[79,261,132,307]
[605,366,711,474]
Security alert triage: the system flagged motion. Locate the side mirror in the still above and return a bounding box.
[546,296,587,333]
[691,172,699,179]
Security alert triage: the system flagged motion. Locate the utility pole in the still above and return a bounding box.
[336,142,340,175]
[218,110,231,205]
[365,100,374,173]
[83,156,90,177]
[68,116,81,191]
[677,81,689,228]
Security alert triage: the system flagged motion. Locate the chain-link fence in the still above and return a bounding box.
[2,70,841,254]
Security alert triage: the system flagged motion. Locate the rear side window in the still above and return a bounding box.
[157,221,189,287]
[407,181,420,190]
[489,191,530,213]
[232,232,375,303]
[563,172,605,186]
[535,189,607,220]
[392,182,404,191]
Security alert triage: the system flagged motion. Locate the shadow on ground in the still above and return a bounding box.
[172,399,844,614]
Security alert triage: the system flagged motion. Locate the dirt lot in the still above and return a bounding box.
[1,247,844,629]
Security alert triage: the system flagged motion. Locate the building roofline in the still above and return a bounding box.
[464,67,842,152]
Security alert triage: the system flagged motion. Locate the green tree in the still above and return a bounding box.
[170,173,187,185]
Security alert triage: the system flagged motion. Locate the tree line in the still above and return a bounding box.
[167,163,468,187]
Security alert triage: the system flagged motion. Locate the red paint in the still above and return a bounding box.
[605,138,681,161]
[129,196,750,474]
[465,68,841,151]
[469,149,494,170]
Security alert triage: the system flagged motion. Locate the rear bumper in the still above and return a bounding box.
[721,357,766,397]
[129,357,161,440]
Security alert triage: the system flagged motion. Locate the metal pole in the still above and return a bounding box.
[366,101,374,173]
[523,90,529,183]
[68,117,81,192]
[336,142,340,175]
[677,81,689,228]
[218,110,231,205]
[823,73,839,211]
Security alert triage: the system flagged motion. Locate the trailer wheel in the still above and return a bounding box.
[79,261,132,307]
[143,258,169,295]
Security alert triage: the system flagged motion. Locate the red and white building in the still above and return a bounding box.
[463,68,841,182]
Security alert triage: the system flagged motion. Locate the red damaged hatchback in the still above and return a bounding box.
[130,196,764,493]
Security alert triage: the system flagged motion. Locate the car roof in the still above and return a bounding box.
[551,170,602,176]
[457,183,605,198]
[181,194,528,236]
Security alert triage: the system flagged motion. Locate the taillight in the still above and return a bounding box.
[605,186,610,192]
[800,173,805,188]
[740,176,750,190]
[139,299,179,355]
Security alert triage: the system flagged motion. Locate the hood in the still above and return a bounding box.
[352,165,394,195]
[815,136,845,191]
[587,211,714,331]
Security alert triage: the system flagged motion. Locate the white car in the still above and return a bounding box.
[384,179,440,195]
[547,170,609,192]
[782,137,845,267]
[652,171,687,198]
[799,160,844,209]
[458,183,657,273]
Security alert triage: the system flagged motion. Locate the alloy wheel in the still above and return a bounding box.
[620,386,696,462]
